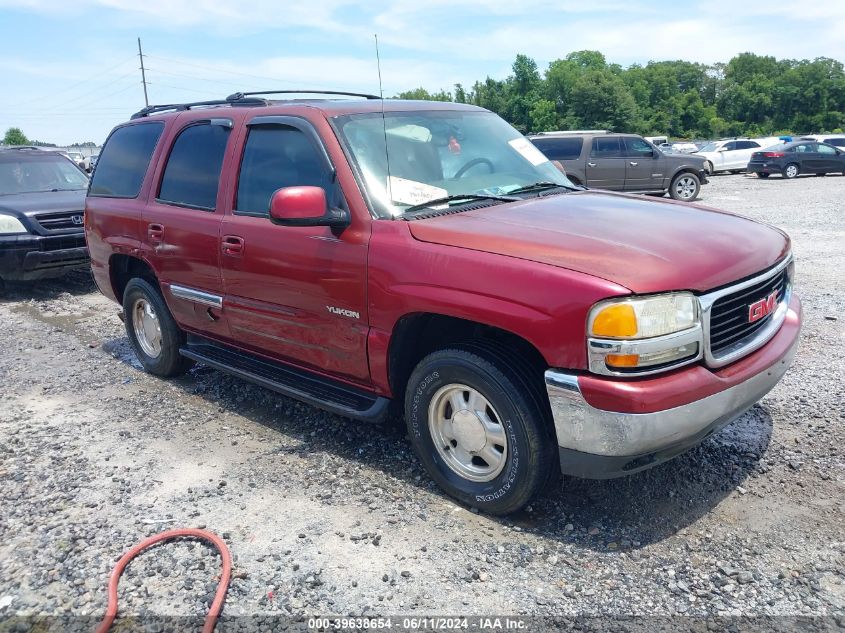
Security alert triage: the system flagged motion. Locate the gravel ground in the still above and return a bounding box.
[0,174,843,631]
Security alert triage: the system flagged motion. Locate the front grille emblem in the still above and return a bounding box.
[748,291,778,323]
[71,215,84,225]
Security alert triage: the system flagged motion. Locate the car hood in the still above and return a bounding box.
[407,191,790,294]
[0,189,87,217]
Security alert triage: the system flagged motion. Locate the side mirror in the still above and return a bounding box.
[717,147,728,152]
[269,186,349,228]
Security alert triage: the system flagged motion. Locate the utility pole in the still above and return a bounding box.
[137,37,149,107]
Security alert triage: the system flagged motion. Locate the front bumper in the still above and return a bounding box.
[0,233,89,281]
[545,295,801,478]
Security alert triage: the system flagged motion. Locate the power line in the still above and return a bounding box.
[144,54,326,89]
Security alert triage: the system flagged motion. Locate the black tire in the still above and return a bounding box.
[815,172,826,177]
[756,172,770,178]
[782,163,800,179]
[122,278,193,377]
[404,347,555,515]
[669,171,701,201]
[704,161,714,175]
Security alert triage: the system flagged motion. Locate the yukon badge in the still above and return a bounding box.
[748,291,778,323]
[327,306,360,319]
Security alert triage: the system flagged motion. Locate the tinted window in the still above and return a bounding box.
[736,141,759,150]
[823,138,845,148]
[89,123,163,197]
[590,136,623,158]
[723,141,737,151]
[158,122,231,210]
[530,137,583,161]
[817,143,837,155]
[0,154,88,195]
[623,137,654,157]
[236,125,332,215]
[794,144,814,153]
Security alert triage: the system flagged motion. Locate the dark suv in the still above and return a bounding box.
[0,149,89,290]
[528,131,708,201]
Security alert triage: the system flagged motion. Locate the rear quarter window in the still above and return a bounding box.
[89,122,164,198]
[530,137,583,161]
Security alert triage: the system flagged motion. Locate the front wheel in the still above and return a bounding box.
[704,161,714,175]
[669,172,700,201]
[123,278,193,377]
[783,163,800,179]
[404,348,555,515]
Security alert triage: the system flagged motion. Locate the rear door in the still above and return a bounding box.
[140,116,234,339]
[792,142,819,172]
[530,136,584,179]
[622,136,664,190]
[815,142,842,171]
[219,115,370,381]
[586,136,625,190]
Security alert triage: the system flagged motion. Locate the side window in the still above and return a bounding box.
[531,137,583,161]
[723,141,737,151]
[623,137,654,157]
[236,125,333,216]
[590,136,623,158]
[158,121,231,210]
[89,122,163,197]
[794,144,814,153]
[737,141,759,150]
[817,143,837,155]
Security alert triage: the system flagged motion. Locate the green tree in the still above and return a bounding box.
[395,87,452,101]
[3,127,29,145]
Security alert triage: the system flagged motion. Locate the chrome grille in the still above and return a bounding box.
[701,257,793,368]
[709,269,788,354]
[34,210,84,231]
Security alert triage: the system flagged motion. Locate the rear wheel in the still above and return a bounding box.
[669,172,700,201]
[704,161,714,175]
[123,278,193,377]
[783,163,800,179]
[404,347,555,515]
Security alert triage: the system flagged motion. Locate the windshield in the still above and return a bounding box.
[333,110,575,218]
[0,155,89,195]
[697,142,720,153]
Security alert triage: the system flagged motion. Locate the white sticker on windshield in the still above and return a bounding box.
[508,137,548,166]
[388,176,448,207]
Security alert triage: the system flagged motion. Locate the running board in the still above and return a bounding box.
[180,335,390,423]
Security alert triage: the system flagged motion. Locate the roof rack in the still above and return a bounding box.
[130,90,382,120]
[532,130,610,136]
[225,90,381,101]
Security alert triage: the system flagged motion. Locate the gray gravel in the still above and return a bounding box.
[0,174,843,628]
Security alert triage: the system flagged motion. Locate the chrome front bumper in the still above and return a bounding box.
[544,311,800,478]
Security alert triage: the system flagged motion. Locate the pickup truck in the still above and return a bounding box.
[85,92,801,515]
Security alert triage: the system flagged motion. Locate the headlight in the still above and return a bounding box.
[0,215,27,235]
[587,293,702,375]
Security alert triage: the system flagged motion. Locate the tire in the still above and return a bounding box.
[122,277,193,377]
[729,169,742,174]
[669,172,701,201]
[704,161,714,175]
[783,163,800,179]
[404,347,555,515]
[756,172,770,178]
[815,172,826,177]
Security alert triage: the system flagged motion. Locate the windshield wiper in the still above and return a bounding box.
[507,181,581,194]
[402,193,519,216]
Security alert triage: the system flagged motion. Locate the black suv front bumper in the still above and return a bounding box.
[0,232,89,282]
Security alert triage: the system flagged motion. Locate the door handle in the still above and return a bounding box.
[221,235,244,256]
[147,223,164,241]
[587,162,597,167]
[629,161,639,166]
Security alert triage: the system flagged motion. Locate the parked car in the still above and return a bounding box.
[529,131,708,200]
[65,151,86,171]
[86,93,800,515]
[747,140,845,178]
[87,154,99,172]
[0,149,89,291]
[694,138,768,174]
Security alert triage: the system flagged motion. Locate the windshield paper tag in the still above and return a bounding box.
[509,137,548,166]
[388,176,448,207]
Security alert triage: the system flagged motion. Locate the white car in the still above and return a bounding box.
[694,139,768,174]
[801,135,845,151]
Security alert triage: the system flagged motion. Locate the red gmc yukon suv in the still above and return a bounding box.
[85,92,801,515]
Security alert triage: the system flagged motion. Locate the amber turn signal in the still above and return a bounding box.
[605,354,640,367]
[590,303,638,338]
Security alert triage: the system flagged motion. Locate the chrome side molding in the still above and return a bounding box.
[169,284,223,309]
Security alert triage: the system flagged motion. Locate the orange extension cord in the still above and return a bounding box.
[96,528,233,633]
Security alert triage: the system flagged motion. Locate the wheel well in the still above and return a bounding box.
[109,254,158,303]
[387,313,548,399]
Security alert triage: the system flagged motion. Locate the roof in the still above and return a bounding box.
[129,91,486,121]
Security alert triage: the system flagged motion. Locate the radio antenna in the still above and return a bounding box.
[375,34,393,210]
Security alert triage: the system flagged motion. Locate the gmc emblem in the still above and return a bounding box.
[748,291,778,323]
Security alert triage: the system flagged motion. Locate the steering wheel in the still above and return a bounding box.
[454,157,495,179]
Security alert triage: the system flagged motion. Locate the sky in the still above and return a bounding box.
[1,0,844,145]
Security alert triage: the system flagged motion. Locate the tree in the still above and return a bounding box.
[395,87,452,101]
[3,127,29,146]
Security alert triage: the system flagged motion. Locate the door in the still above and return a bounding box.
[815,142,841,172]
[586,136,626,189]
[713,140,737,170]
[141,117,233,338]
[791,142,817,172]
[219,116,370,381]
[622,137,664,190]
